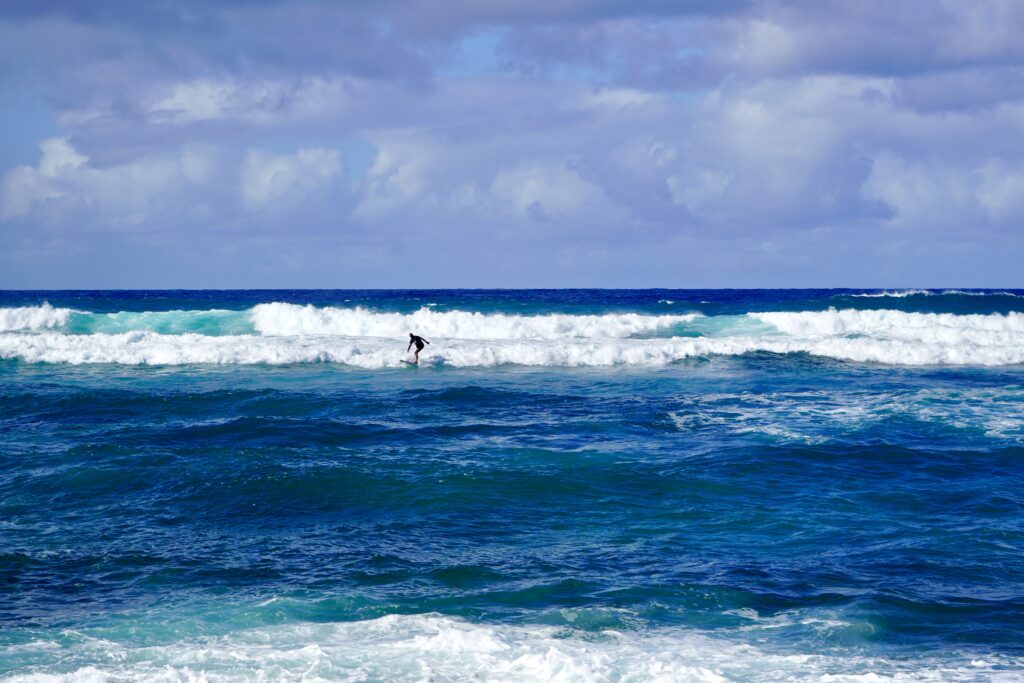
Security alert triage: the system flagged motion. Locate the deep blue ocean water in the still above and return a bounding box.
[1,289,1023,681]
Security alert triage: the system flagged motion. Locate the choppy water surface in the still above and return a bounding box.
[2,289,1023,681]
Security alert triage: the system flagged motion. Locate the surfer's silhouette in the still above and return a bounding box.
[407,333,429,365]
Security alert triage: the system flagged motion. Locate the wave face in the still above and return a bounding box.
[2,298,1024,366]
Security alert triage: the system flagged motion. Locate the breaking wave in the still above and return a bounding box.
[0,303,77,332]
[248,302,699,339]
[752,309,1024,347]
[1,305,1023,367]
[0,304,699,339]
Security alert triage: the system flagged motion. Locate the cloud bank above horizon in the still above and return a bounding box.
[1,0,1022,288]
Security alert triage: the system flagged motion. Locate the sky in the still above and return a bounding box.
[1,0,1023,288]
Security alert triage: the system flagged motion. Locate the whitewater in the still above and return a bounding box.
[5,613,1020,682]
[2,301,1024,366]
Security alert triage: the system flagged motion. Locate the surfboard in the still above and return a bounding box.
[400,360,418,367]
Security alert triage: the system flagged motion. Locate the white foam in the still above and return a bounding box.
[0,303,77,332]
[250,303,698,339]
[942,289,1023,297]
[5,614,1019,682]
[850,289,1022,298]
[2,307,1024,367]
[752,309,1024,362]
[849,290,931,298]
[0,328,1019,367]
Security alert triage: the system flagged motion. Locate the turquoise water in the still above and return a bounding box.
[2,290,1023,681]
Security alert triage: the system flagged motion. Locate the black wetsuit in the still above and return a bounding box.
[410,335,428,352]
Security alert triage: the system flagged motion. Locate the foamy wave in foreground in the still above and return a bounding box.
[6,614,1019,682]
[250,303,698,339]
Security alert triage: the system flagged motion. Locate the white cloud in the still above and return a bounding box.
[353,135,437,219]
[724,2,1024,77]
[581,87,661,111]
[861,152,1024,230]
[977,159,1024,226]
[333,71,1024,241]
[351,128,626,230]
[240,148,343,211]
[147,77,355,125]
[1,138,218,227]
[490,159,614,223]
[0,139,81,219]
[861,153,970,229]
[667,169,732,216]
[737,20,799,72]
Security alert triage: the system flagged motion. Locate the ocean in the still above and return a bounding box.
[1,289,1023,681]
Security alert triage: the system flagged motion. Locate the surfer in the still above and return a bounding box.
[407,333,429,365]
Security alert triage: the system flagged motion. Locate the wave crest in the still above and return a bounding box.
[250,303,698,339]
[756,306,1024,334]
[0,303,76,332]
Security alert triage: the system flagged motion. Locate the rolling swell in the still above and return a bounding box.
[6,375,1023,620]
